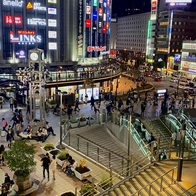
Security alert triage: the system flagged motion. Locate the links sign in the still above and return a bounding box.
[3,0,23,7]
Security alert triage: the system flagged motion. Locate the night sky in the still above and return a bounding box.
[112,0,151,17]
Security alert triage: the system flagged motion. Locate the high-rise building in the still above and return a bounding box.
[0,0,112,68]
[112,0,151,17]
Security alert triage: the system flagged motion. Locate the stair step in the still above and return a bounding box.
[108,190,117,196]
[119,184,132,195]
[129,178,149,195]
[114,187,124,196]
[124,181,138,194]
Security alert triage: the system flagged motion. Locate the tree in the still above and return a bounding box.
[157,61,166,69]
[4,140,37,177]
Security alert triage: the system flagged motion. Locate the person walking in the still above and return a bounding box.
[9,97,14,111]
[74,98,80,113]
[50,155,57,180]
[41,153,51,181]
[85,94,88,104]
[2,118,7,132]
[90,96,95,110]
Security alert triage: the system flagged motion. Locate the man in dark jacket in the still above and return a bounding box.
[41,153,51,181]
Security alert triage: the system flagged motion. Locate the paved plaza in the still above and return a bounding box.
[0,76,196,195]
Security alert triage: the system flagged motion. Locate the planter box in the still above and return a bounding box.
[56,158,65,167]
[47,102,57,109]
[40,146,56,155]
[70,122,79,128]
[49,149,60,159]
[86,118,95,125]
[74,167,92,181]
[79,120,87,127]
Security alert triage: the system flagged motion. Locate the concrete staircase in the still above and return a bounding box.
[64,125,148,174]
[101,162,193,196]
[141,118,171,149]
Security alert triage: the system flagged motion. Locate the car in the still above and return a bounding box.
[144,72,152,77]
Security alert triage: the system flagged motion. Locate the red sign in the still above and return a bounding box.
[4,15,22,25]
[18,30,35,35]
[102,26,106,33]
[14,16,22,24]
[4,15,13,24]
[85,19,91,28]
[87,46,106,52]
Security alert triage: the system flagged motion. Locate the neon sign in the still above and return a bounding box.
[87,46,106,52]
[3,0,23,7]
[4,15,22,25]
[16,50,25,58]
[10,31,41,44]
[18,30,35,35]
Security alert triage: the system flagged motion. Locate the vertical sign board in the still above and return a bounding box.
[78,0,83,57]
[151,0,157,20]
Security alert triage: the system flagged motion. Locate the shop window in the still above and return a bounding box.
[172,49,174,52]
[176,49,179,52]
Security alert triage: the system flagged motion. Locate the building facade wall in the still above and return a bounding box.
[116,12,150,54]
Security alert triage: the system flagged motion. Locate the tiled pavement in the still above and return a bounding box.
[0,76,196,195]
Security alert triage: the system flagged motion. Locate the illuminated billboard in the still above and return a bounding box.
[86,6,91,14]
[48,31,57,38]
[4,15,22,25]
[48,7,57,15]
[3,0,23,7]
[166,0,192,2]
[27,18,46,26]
[86,19,91,28]
[10,31,42,44]
[48,0,57,3]
[48,19,57,27]
[49,42,57,50]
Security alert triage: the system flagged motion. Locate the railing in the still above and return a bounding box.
[132,166,177,196]
[179,183,196,196]
[73,150,152,196]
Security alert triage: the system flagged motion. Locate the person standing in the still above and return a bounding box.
[9,97,14,111]
[50,155,57,180]
[85,94,88,104]
[90,96,95,110]
[41,153,51,181]
[74,98,80,113]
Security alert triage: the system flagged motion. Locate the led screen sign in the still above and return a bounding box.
[4,15,22,25]
[27,18,46,26]
[166,0,191,2]
[16,50,25,58]
[78,0,83,57]
[86,6,91,14]
[10,31,41,44]
[3,0,23,7]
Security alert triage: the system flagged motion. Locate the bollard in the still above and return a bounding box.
[177,158,183,181]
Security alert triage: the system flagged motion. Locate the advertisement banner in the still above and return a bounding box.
[78,0,83,57]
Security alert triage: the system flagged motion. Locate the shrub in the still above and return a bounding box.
[98,173,111,190]
[57,149,69,160]
[43,143,55,151]
[80,182,95,196]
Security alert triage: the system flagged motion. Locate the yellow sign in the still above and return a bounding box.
[26,2,33,9]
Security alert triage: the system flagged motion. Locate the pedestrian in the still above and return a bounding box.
[171,131,177,146]
[0,145,6,166]
[94,104,100,114]
[74,98,80,113]
[90,96,95,110]
[80,94,84,104]
[85,94,88,104]
[2,118,7,132]
[155,106,160,118]
[4,173,11,184]
[67,105,73,119]
[41,153,51,181]
[50,155,57,180]
[26,101,30,115]
[9,97,14,111]
[8,180,19,196]
[6,129,14,148]
[13,99,18,109]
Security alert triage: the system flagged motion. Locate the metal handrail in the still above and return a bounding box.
[179,183,196,196]
[132,166,177,195]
